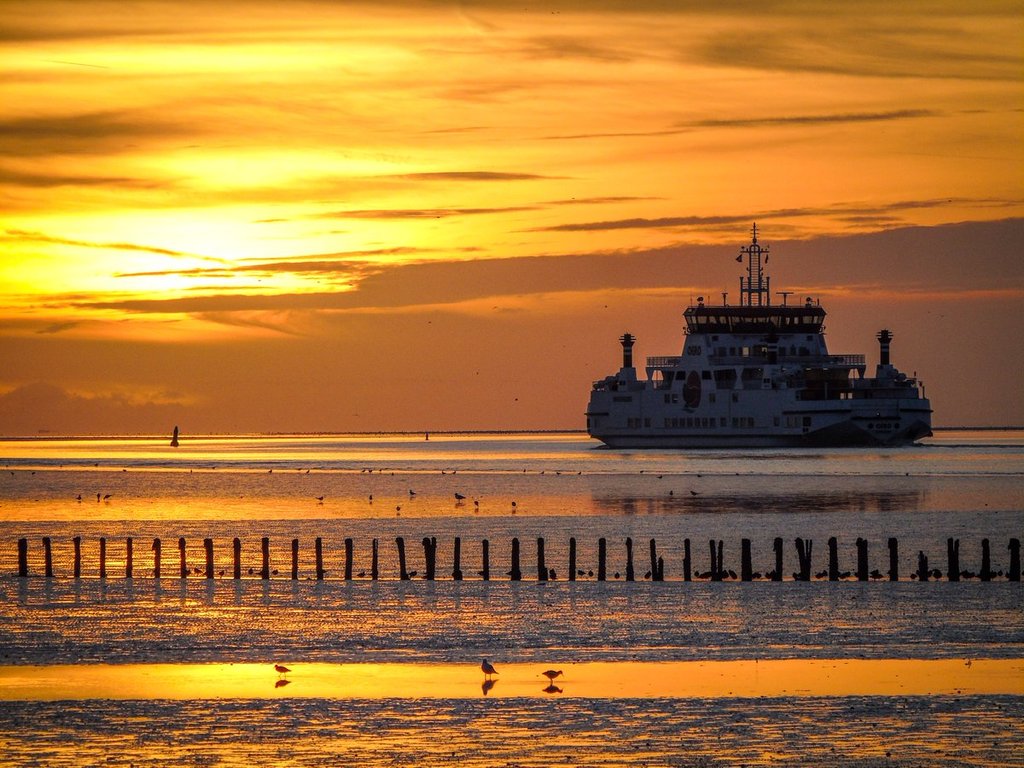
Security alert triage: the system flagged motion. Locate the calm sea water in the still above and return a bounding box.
[2,431,1022,767]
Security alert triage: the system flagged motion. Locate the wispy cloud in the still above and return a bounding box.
[313,206,536,219]
[3,229,207,259]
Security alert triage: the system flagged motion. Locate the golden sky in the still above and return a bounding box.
[1,0,1022,433]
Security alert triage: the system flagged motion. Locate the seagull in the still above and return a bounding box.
[542,670,563,682]
[481,659,498,679]
[274,664,291,676]
[315,496,324,503]
[454,493,466,501]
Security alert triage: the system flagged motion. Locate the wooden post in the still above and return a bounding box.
[625,538,634,581]
[345,538,354,580]
[597,537,607,581]
[152,538,161,579]
[204,538,214,579]
[772,537,783,581]
[917,551,929,582]
[481,539,490,581]
[178,537,187,579]
[232,538,241,579]
[43,537,53,578]
[316,537,324,580]
[17,538,28,577]
[290,539,299,580]
[947,538,960,582]
[511,538,522,581]
[649,539,659,581]
[888,537,899,581]
[795,538,812,581]
[827,537,839,581]
[709,539,719,581]
[658,556,664,580]
[73,536,82,579]
[980,538,992,582]
[100,537,107,579]
[452,537,463,580]
[261,536,270,580]
[422,537,436,580]
[537,537,547,581]
[683,538,692,582]
[569,537,576,581]
[856,538,868,582]
[1009,538,1021,582]
[741,538,752,581]
[371,538,379,580]
[125,537,133,579]
[396,537,409,580]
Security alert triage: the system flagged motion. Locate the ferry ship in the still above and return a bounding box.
[586,226,932,448]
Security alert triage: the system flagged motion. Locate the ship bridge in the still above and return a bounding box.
[684,304,825,334]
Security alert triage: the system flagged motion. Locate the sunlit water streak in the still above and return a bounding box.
[1,431,1021,766]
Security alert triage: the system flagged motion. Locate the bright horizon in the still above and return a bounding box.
[1,1,1022,434]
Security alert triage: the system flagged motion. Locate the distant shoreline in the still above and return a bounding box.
[2,426,1022,441]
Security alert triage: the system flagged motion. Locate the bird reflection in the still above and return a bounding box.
[542,684,562,694]
[275,678,291,689]
[481,679,497,696]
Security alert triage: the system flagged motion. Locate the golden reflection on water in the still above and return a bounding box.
[1,659,1020,701]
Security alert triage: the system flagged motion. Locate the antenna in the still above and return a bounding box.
[737,223,770,307]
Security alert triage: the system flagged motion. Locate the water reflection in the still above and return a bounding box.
[481,679,496,696]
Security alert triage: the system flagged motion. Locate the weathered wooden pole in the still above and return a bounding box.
[232,538,241,579]
[452,537,463,580]
[917,551,929,582]
[396,537,409,580]
[99,537,107,579]
[658,556,665,580]
[17,538,28,577]
[345,538,354,580]
[481,539,490,581]
[152,538,161,579]
[537,537,547,581]
[422,537,437,580]
[649,539,659,581]
[947,538,960,582]
[772,537,783,582]
[204,538,214,579]
[597,537,607,581]
[125,537,133,579]
[683,538,692,582]
[794,538,812,581]
[856,538,868,582]
[43,537,53,578]
[510,538,522,581]
[1009,538,1021,582]
[980,538,992,582]
[371,538,379,580]
[828,537,839,581]
[316,537,324,580]
[741,538,752,581]
[290,539,299,580]
[888,537,899,581]
[178,537,187,578]
[260,537,270,580]
[73,536,82,579]
[568,537,577,581]
[709,539,721,581]
[625,537,634,582]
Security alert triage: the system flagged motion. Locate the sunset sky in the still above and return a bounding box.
[1,0,1022,434]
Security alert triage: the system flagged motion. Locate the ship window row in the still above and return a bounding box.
[627,417,652,429]
[785,416,814,428]
[663,417,726,429]
[713,345,814,357]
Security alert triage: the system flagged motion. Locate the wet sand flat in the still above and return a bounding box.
[2,658,1021,700]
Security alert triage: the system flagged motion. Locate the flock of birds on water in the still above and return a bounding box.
[271,660,565,695]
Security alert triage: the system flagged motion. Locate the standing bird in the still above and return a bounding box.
[481,659,498,679]
[274,664,291,677]
[542,669,563,682]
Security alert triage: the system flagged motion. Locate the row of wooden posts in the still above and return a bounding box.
[13,535,1022,582]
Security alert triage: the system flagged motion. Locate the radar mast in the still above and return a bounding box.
[737,223,770,307]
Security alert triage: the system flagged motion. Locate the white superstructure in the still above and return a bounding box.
[586,225,932,447]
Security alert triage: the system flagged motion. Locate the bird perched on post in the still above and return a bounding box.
[481,659,498,679]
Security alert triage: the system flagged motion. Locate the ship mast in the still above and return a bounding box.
[737,223,770,306]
